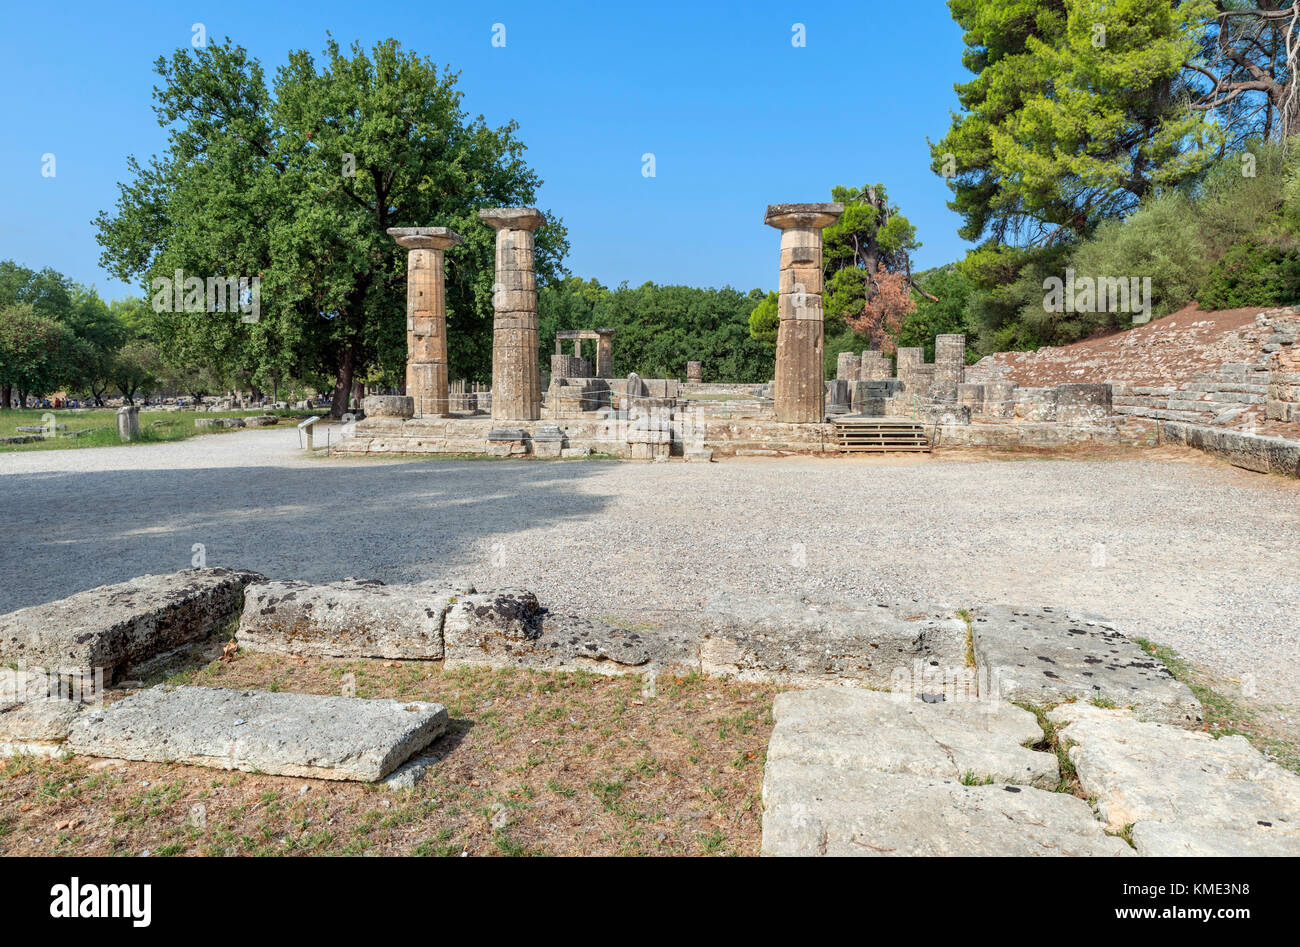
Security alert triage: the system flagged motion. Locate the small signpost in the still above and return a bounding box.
[298,415,320,451]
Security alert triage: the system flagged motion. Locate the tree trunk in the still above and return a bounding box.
[330,344,356,419]
[1,385,10,409]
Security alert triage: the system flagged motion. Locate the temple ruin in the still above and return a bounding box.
[341,202,1132,461]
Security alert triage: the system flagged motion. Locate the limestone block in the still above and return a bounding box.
[236,579,462,660]
[768,689,1058,788]
[445,613,693,675]
[971,605,1202,728]
[194,417,245,430]
[762,764,1131,857]
[68,686,449,782]
[362,395,415,419]
[116,406,140,441]
[0,568,264,679]
[0,696,84,755]
[1050,704,1300,854]
[694,593,966,690]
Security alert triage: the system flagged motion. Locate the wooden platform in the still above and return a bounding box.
[833,417,931,453]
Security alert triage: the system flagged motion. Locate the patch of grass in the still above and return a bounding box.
[1132,637,1299,772]
[959,770,994,786]
[956,609,975,668]
[0,407,309,453]
[1017,702,1085,798]
[0,656,775,857]
[1105,823,1136,849]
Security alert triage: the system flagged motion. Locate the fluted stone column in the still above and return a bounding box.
[765,202,843,423]
[387,227,463,417]
[480,208,546,422]
[595,333,614,379]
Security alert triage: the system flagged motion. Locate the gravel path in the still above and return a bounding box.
[2,427,1297,705]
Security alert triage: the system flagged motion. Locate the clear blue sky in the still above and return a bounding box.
[0,0,973,301]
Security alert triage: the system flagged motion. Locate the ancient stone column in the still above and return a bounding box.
[116,405,139,442]
[595,333,614,379]
[932,334,967,404]
[895,347,925,394]
[480,208,546,422]
[687,361,703,384]
[836,352,862,382]
[765,202,843,423]
[861,351,892,381]
[387,227,463,417]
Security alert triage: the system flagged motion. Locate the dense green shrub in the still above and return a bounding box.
[1066,192,1211,324]
[1198,238,1300,310]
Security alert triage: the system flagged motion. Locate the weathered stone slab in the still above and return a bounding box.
[236,579,462,660]
[1049,704,1300,855]
[444,598,694,674]
[761,763,1131,857]
[68,686,448,781]
[768,688,1057,788]
[0,568,264,679]
[971,605,1202,728]
[695,593,966,689]
[0,697,84,756]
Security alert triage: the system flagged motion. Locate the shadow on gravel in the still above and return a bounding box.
[0,459,615,612]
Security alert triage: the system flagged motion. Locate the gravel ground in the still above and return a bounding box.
[1,426,1297,706]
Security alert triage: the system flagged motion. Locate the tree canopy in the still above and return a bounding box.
[95,37,569,416]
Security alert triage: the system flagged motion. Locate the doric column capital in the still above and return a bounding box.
[386,227,464,251]
[479,207,547,232]
[764,203,843,231]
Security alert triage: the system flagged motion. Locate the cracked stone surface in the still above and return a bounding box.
[445,609,695,675]
[693,593,967,689]
[972,605,1203,728]
[762,763,1131,857]
[237,578,471,660]
[760,687,1129,856]
[1050,703,1300,855]
[68,686,448,782]
[767,689,1058,788]
[0,568,263,679]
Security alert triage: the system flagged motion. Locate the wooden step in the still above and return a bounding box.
[833,417,931,453]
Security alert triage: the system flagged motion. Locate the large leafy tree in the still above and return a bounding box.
[0,305,82,406]
[823,184,927,353]
[96,37,568,417]
[933,0,1215,245]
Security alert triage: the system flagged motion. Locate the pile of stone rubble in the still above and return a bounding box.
[1,569,1296,853]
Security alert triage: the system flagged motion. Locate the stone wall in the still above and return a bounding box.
[1267,337,1300,423]
[1162,421,1300,478]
